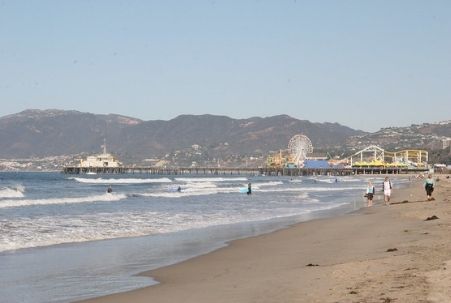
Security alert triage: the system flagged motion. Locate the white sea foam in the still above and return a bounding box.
[253,181,283,188]
[0,193,127,209]
[289,179,303,183]
[0,174,363,254]
[0,186,25,199]
[0,200,348,252]
[175,177,248,182]
[0,211,219,252]
[143,181,239,198]
[71,177,172,184]
[146,182,363,197]
[297,192,310,200]
[184,181,218,189]
[148,179,257,198]
[337,177,364,182]
[315,179,335,184]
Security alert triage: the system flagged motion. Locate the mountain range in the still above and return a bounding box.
[0,109,363,161]
[0,109,449,166]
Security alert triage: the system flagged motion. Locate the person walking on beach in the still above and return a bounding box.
[383,177,392,205]
[365,181,375,207]
[424,174,435,201]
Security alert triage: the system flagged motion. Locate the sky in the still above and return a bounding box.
[0,1,450,132]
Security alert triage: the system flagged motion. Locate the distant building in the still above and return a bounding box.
[303,160,330,169]
[79,140,122,168]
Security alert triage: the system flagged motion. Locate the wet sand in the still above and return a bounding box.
[80,175,451,303]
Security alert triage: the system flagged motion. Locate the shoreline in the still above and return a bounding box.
[79,175,451,303]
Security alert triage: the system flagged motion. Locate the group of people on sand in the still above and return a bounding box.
[365,174,436,207]
[365,177,392,207]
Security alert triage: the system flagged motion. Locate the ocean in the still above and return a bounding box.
[0,172,407,303]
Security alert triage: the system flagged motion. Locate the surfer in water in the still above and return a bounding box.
[107,186,113,193]
[247,183,252,195]
[177,186,182,192]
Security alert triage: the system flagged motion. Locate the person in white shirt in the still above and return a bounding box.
[365,181,375,207]
[383,177,392,205]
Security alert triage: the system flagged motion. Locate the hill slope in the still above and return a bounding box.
[0,110,364,163]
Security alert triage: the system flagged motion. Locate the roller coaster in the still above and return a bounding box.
[344,145,428,168]
[267,135,428,169]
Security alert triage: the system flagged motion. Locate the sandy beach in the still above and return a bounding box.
[80,175,451,303]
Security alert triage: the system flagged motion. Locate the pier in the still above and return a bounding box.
[63,166,428,176]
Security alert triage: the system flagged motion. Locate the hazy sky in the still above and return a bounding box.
[1,1,450,131]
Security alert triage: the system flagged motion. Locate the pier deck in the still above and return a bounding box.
[63,166,428,176]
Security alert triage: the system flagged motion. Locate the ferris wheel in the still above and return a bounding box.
[288,134,313,166]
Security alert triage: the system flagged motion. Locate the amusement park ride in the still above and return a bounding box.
[346,145,428,168]
[267,134,314,168]
[288,134,314,166]
[267,135,429,169]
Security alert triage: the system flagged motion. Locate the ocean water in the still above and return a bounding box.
[0,172,406,303]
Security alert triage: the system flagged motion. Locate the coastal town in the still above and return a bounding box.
[1,120,449,174]
[2,2,451,302]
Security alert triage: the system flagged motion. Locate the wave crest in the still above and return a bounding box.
[0,186,25,199]
[0,193,126,209]
[175,177,248,182]
[71,177,172,184]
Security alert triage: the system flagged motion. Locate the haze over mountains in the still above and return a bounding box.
[0,109,363,159]
[0,109,449,167]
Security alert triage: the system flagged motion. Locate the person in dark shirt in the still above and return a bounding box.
[424,174,435,201]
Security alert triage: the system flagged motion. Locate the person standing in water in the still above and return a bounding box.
[424,174,435,201]
[383,177,392,205]
[247,182,252,195]
[365,181,375,207]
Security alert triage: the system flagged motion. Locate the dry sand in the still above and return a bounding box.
[80,175,451,303]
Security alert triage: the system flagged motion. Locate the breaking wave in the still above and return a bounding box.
[175,177,248,182]
[0,193,127,209]
[0,185,25,199]
[71,177,172,184]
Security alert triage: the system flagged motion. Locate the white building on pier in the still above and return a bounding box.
[79,140,122,168]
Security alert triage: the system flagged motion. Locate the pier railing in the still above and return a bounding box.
[63,166,428,176]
